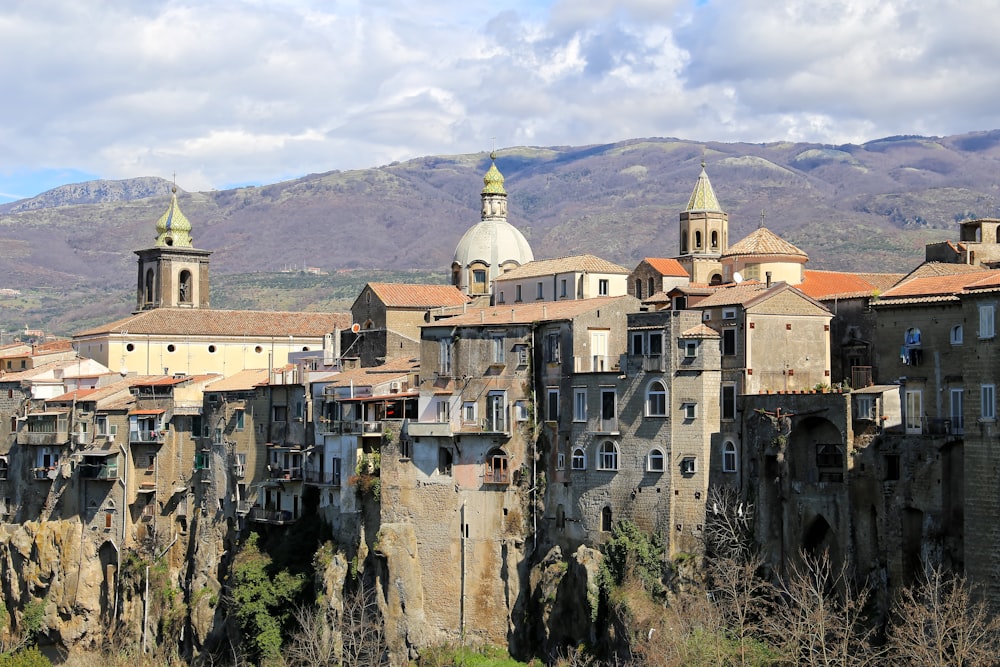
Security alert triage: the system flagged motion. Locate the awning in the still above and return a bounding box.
[340,391,418,402]
[77,448,117,458]
[128,409,165,416]
[25,411,69,417]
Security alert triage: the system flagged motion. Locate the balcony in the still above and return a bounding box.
[483,467,510,485]
[303,471,341,486]
[922,417,953,436]
[851,366,873,389]
[129,429,166,445]
[18,431,69,447]
[268,466,303,481]
[33,467,56,480]
[362,421,383,436]
[481,416,508,435]
[79,461,119,480]
[574,355,619,373]
[248,507,297,525]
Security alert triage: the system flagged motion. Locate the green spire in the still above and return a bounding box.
[482,151,506,196]
[154,187,193,247]
[686,161,722,213]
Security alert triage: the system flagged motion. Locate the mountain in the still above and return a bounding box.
[3,131,1000,336]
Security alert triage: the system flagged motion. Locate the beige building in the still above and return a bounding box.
[676,163,728,285]
[492,254,630,304]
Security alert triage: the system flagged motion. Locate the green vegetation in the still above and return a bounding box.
[416,644,537,666]
[0,647,51,667]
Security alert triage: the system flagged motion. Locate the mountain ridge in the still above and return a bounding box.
[2,131,1000,336]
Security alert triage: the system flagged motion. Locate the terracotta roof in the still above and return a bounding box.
[46,377,142,404]
[681,324,720,338]
[32,340,74,354]
[496,254,630,280]
[365,283,470,308]
[203,369,270,392]
[798,270,902,300]
[427,296,636,327]
[723,227,808,258]
[644,291,672,304]
[877,269,1000,301]
[692,281,770,307]
[898,262,986,283]
[74,308,350,338]
[0,359,89,383]
[641,258,689,277]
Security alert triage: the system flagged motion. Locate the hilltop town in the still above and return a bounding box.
[1,152,999,663]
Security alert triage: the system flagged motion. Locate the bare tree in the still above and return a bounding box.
[765,550,880,667]
[285,585,387,667]
[886,565,1000,667]
[704,485,754,563]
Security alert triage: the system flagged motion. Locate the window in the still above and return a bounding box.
[682,402,697,420]
[711,230,719,249]
[600,389,617,432]
[485,448,509,484]
[648,277,655,297]
[816,444,844,482]
[722,308,737,320]
[573,389,587,422]
[546,389,560,421]
[982,384,995,420]
[647,447,665,472]
[497,291,505,304]
[472,269,487,294]
[722,329,737,356]
[536,282,544,299]
[905,389,922,433]
[856,395,875,420]
[723,441,737,473]
[646,381,667,416]
[546,333,561,363]
[235,409,245,430]
[272,405,287,422]
[635,279,643,299]
[571,447,586,470]
[436,399,451,423]
[598,441,619,471]
[951,389,964,434]
[195,452,211,471]
[680,457,697,474]
[598,279,609,296]
[213,427,223,445]
[560,279,568,298]
[463,401,477,423]
[438,448,453,475]
[0,458,7,481]
[601,506,613,532]
[631,333,644,355]
[721,384,737,421]
[516,345,529,366]
[980,304,996,338]
[648,333,662,356]
[439,339,453,376]
[485,391,506,432]
[556,452,566,470]
[951,325,963,345]
[492,335,505,364]
[695,230,702,249]
[684,340,699,358]
[514,400,529,421]
[515,285,523,302]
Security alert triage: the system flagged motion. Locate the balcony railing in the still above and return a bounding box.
[303,471,341,486]
[851,366,873,389]
[922,417,952,436]
[268,466,303,481]
[18,431,70,446]
[483,468,510,485]
[574,355,618,373]
[33,467,56,480]
[482,417,508,434]
[248,507,297,524]
[79,462,119,480]
[642,354,665,372]
[129,429,166,444]
[362,421,383,436]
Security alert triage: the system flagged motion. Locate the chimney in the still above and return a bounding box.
[766,271,772,288]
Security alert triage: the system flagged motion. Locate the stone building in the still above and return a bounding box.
[628,257,690,302]
[925,217,1000,268]
[492,254,630,304]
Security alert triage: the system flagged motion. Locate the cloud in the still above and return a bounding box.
[0,0,998,200]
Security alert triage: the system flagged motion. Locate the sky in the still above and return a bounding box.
[1,0,999,203]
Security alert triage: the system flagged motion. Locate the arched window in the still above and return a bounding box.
[635,279,643,299]
[601,506,613,532]
[485,448,509,484]
[0,457,7,480]
[178,270,192,303]
[648,277,655,297]
[695,230,702,249]
[571,447,586,470]
[681,234,688,253]
[711,230,719,249]
[144,268,155,304]
[647,447,665,472]
[598,441,619,471]
[646,381,667,416]
[723,441,737,473]
[951,325,963,345]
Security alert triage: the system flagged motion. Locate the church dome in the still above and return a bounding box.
[154,188,193,247]
[453,218,534,269]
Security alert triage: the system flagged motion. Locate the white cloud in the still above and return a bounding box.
[1,0,999,200]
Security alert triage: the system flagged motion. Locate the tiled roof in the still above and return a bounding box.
[0,359,86,383]
[723,227,807,258]
[692,281,770,307]
[203,369,270,392]
[686,165,723,212]
[681,324,720,338]
[496,254,630,280]
[798,270,902,300]
[366,283,470,308]
[427,296,635,327]
[899,262,986,282]
[31,340,74,354]
[642,258,689,277]
[75,308,350,338]
[877,269,1000,301]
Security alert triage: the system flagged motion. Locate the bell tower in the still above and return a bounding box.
[677,162,728,285]
[134,187,212,312]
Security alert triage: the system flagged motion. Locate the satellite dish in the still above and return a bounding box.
[350,323,361,334]
[733,272,744,284]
